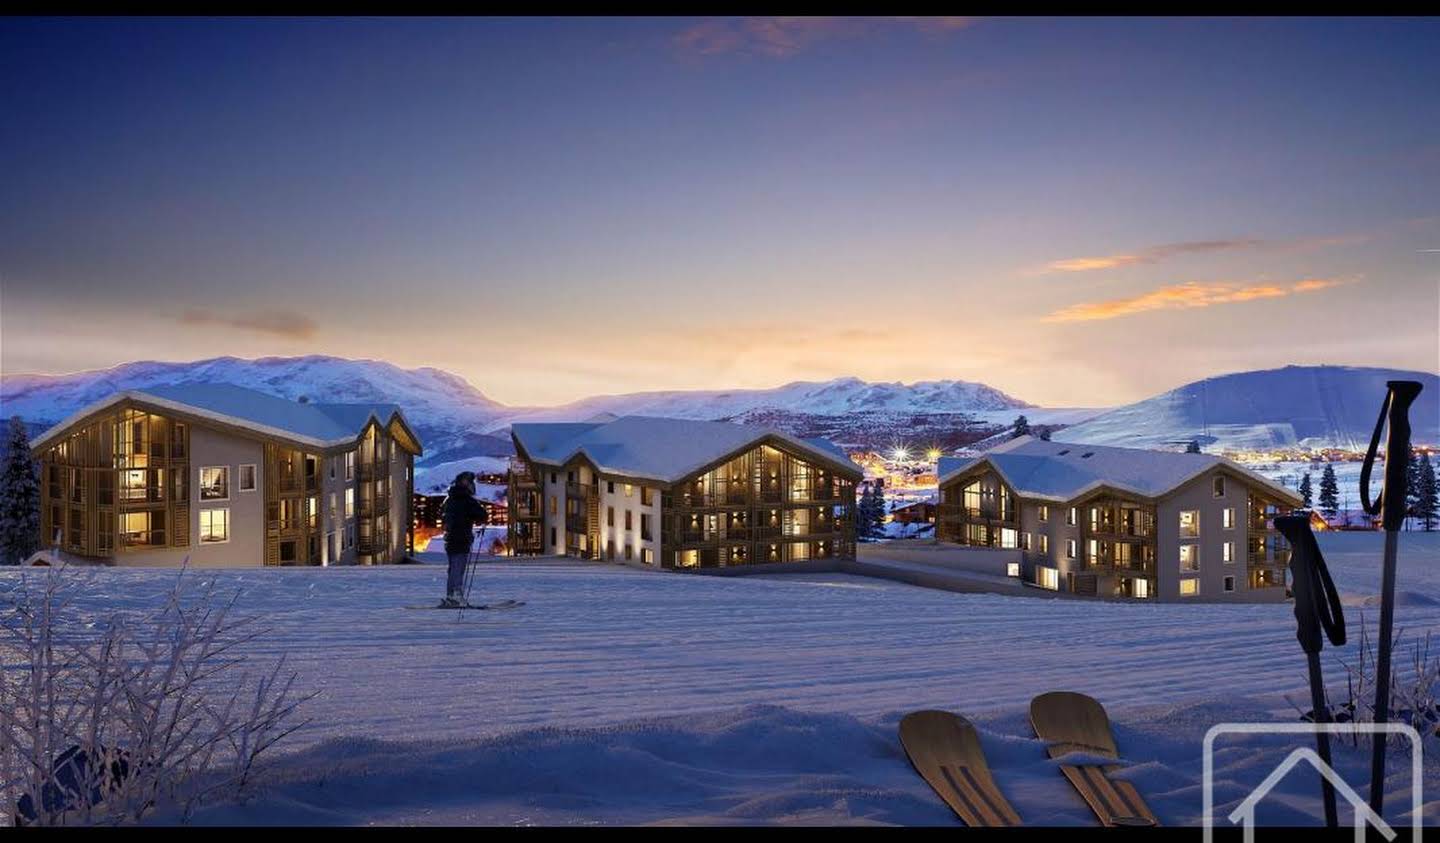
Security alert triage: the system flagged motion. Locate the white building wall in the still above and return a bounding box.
[1157,470,1266,602]
[596,478,662,565]
[542,467,566,555]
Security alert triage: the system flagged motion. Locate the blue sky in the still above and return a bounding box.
[1,17,1436,406]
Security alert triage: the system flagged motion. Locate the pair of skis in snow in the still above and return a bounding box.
[899,691,1158,828]
[406,598,526,611]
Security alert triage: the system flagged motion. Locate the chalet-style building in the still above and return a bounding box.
[937,436,1302,602]
[31,384,421,567]
[507,416,862,568]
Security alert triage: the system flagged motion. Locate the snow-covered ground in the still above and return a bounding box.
[3,532,1437,826]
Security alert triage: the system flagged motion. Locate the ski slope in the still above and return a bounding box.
[3,532,1437,826]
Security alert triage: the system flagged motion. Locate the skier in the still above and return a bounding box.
[441,471,489,607]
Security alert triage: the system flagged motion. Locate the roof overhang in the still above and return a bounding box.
[32,391,423,458]
[938,451,1303,508]
[512,428,862,489]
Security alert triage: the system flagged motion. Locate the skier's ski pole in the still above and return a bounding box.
[1275,514,1346,828]
[1357,379,1423,816]
[460,543,481,614]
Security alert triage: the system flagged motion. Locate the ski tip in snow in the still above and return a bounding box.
[405,599,526,611]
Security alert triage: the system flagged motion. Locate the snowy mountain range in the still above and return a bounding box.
[488,377,1029,427]
[5,358,1432,480]
[0,357,1034,467]
[1054,365,1440,452]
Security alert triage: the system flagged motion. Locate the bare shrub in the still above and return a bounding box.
[0,562,316,825]
[1290,613,1440,748]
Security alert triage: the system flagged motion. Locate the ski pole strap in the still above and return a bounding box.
[1359,380,1424,530]
[1275,514,1346,653]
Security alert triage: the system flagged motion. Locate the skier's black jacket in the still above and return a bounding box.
[442,483,489,555]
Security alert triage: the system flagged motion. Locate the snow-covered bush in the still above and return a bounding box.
[0,563,315,825]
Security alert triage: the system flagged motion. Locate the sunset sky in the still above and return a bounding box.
[2,17,1436,408]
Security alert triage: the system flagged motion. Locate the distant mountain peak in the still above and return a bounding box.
[1055,364,1439,451]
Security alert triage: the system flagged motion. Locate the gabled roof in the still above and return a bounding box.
[511,415,862,484]
[938,435,1300,505]
[31,383,422,454]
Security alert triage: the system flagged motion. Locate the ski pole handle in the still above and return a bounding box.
[1359,380,1423,532]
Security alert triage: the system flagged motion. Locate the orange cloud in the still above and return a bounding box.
[671,17,977,59]
[1040,239,1268,274]
[179,308,319,339]
[1042,278,1343,323]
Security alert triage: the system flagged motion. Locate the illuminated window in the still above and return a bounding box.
[345,488,355,518]
[199,466,228,501]
[1134,578,1151,599]
[1180,544,1200,572]
[1179,510,1199,538]
[1223,541,1235,564]
[1223,507,1235,529]
[239,464,257,492]
[1006,562,1020,578]
[1039,534,1049,554]
[1066,539,1076,560]
[345,452,355,481]
[641,548,653,565]
[1036,565,1059,591]
[1038,505,1049,522]
[1066,507,1077,526]
[1180,578,1200,597]
[199,508,229,543]
[625,484,634,497]
[1000,528,1018,548]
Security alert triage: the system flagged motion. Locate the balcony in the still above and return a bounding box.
[1113,559,1156,576]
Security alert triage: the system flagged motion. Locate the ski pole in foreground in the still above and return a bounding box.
[1274,513,1346,828]
[1356,379,1423,816]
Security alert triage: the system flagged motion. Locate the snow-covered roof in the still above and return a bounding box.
[31,383,422,453]
[511,416,862,484]
[938,435,1300,505]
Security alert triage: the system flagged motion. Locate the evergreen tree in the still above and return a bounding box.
[856,483,875,540]
[1298,471,1313,509]
[1011,415,1030,439]
[1037,426,1052,442]
[1405,449,1422,529]
[1185,440,1202,454]
[0,417,41,565]
[1318,463,1340,520]
[1419,453,1438,532]
[868,484,888,538]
